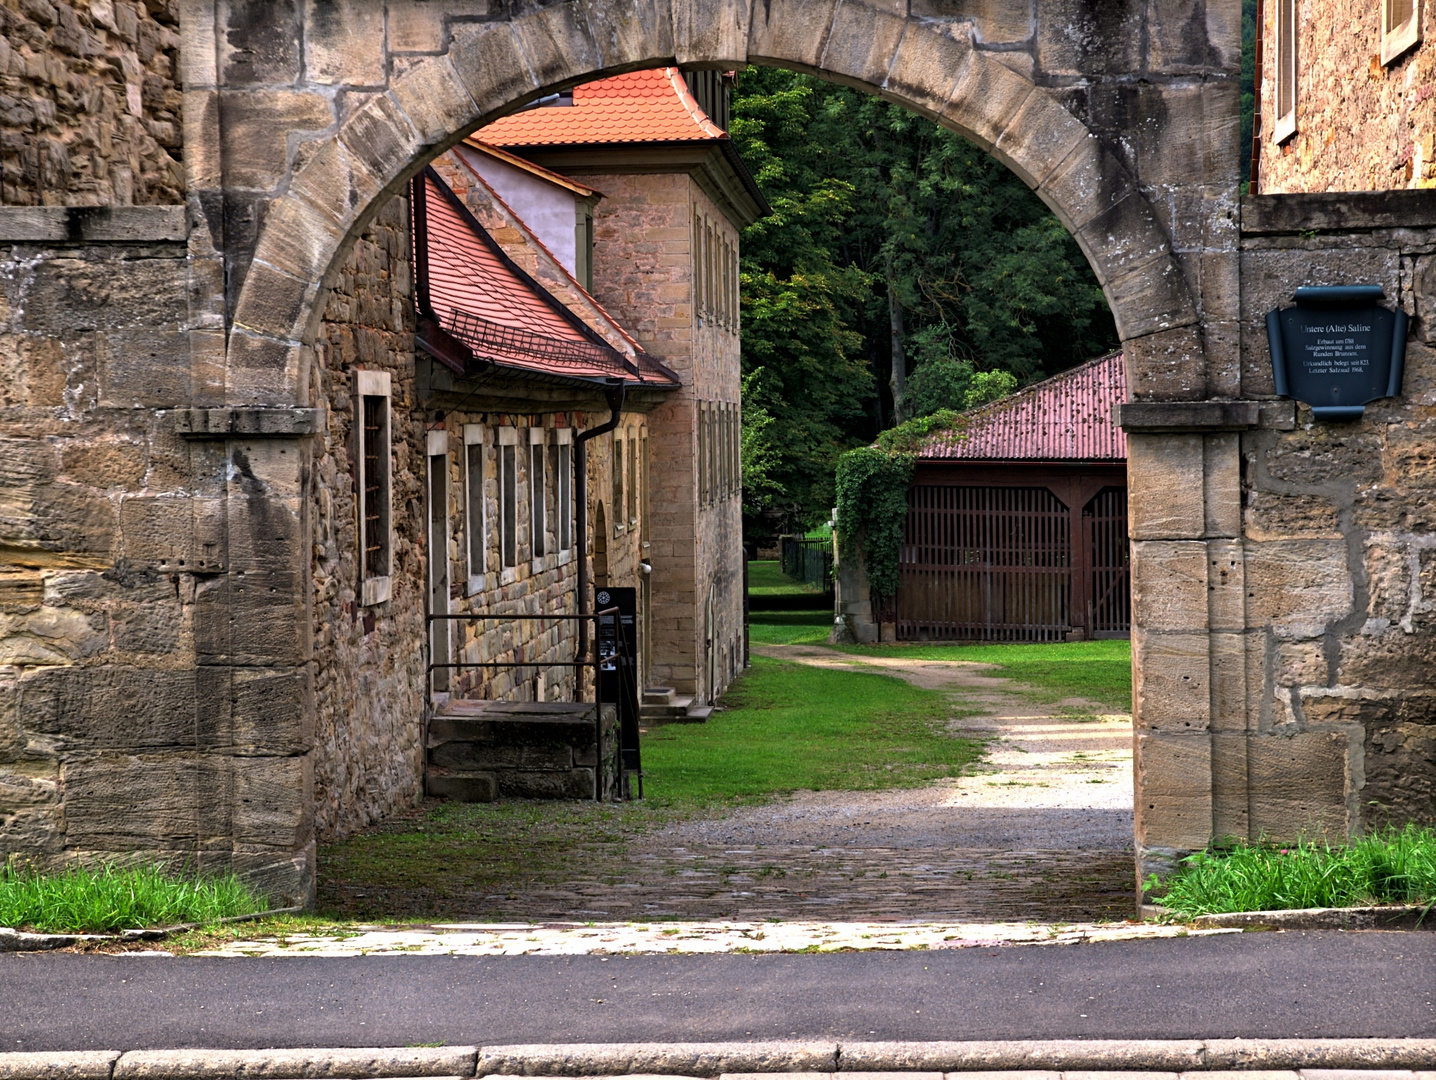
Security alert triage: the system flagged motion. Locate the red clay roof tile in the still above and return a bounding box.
[479,68,725,147]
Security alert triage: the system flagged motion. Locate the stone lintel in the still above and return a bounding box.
[1241,188,1436,234]
[0,206,189,243]
[1117,401,1260,433]
[174,407,323,439]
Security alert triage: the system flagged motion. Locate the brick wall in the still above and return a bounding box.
[0,0,182,206]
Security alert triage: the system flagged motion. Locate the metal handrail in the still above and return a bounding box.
[424,608,623,800]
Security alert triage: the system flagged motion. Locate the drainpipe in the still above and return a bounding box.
[575,377,627,696]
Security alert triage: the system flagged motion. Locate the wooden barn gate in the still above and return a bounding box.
[897,464,1129,642]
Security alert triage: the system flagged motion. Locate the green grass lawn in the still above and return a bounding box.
[747,609,833,645]
[747,558,826,598]
[840,639,1132,711]
[641,654,983,804]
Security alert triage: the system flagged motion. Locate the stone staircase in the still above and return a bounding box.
[639,687,713,726]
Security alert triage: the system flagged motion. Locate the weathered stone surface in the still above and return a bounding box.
[19,666,195,748]
[1244,541,1353,639]
[1135,733,1213,851]
[1131,628,1209,732]
[1247,732,1350,842]
[1130,541,1208,631]
[113,1046,477,1080]
[1125,434,1204,540]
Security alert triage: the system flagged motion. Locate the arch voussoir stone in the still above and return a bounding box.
[748,0,839,72]
[672,0,750,66]
[583,0,676,71]
[508,2,605,92]
[817,1,908,92]
[876,19,973,120]
[390,56,483,147]
[939,50,1035,158]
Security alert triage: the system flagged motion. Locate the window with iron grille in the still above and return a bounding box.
[531,431,547,560]
[465,425,485,583]
[557,436,572,554]
[356,370,392,605]
[612,433,624,534]
[1273,0,1297,143]
[498,429,518,569]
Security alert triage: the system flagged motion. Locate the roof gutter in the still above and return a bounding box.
[411,168,481,375]
[573,377,626,688]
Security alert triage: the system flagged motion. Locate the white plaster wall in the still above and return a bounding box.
[456,144,579,275]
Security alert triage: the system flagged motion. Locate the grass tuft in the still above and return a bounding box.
[0,861,269,934]
[1149,825,1436,917]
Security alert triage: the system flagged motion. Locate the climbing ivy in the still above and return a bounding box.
[835,411,968,599]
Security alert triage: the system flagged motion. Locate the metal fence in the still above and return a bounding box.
[780,536,833,594]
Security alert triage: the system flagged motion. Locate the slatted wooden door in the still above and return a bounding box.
[1083,486,1130,637]
[897,486,1072,641]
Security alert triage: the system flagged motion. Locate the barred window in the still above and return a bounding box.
[356,370,391,606]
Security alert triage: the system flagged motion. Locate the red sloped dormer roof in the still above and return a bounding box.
[479,68,726,147]
[414,168,678,387]
[915,351,1128,462]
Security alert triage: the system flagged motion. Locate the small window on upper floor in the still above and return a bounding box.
[530,428,547,562]
[575,202,595,293]
[1273,0,1298,144]
[612,433,625,535]
[498,426,518,569]
[357,369,392,607]
[1382,0,1421,64]
[464,424,486,586]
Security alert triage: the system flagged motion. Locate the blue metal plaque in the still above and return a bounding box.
[1265,285,1408,420]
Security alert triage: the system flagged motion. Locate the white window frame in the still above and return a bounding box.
[556,427,573,559]
[530,426,547,567]
[426,428,451,691]
[464,423,486,594]
[1382,0,1421,64]
[356,369,392,607]
[497,426,518,580]
[612,431,625,536]
[1272,0,1298,144]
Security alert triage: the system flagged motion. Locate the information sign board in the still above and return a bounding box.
[595,586,640,786]
[1265,285,1407,420]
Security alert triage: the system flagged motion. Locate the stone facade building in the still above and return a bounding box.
[1,0,1433,908]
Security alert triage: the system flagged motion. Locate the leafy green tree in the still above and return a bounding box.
[732,67,1119,534]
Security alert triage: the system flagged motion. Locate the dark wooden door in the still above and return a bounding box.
[897,485,1072,641]
[1082,486,1131,637]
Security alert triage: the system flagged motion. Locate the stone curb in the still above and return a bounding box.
[1138,905,1435,931]
[2,1043,1435,1080]
[0,908,306,953]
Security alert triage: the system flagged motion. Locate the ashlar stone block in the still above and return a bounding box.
[992,86,1089,190]
[585,0,674,72]
[1131,540,1208,631]
[1132,627,1210,732]
[450,23,547,121]
[303,0,386,87]
[940,48,1033,152]
[1244,539,1353,640]
[1247,731,1351,842]
[672,0,750,66]
[749,0,839,71]
[509,3,602,94]
[1127,433,1205,541]
[1135,732,1213,851]
[878,17,973,119]
[1121,323,1207,401]
[818,0,908,94]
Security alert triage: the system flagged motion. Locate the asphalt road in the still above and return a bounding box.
[3,932,1434,1051]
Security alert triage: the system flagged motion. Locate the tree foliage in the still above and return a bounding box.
[734,67,1119,537]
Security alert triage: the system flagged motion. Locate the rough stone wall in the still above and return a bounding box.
[310,195,426,842]
[1258,2,1436,192]
[0,0,183,206]
[584,170,744,701]
[1234,202,1436,834]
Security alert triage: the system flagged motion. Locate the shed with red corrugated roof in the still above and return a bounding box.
[884,353,1131,643]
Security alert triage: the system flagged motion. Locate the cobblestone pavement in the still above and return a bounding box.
[314,646,1137,931]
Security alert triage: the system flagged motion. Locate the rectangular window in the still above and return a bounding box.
[697,400,708,505]
[708,405,718,501]
[627,434,638,527]
[557,429,572,554]
[639,431,650,542]
[1273,0,1297,143]
[530,428,547,560]
[464,424,485,585]
[498,427,517,569]
[612,433,624,533]
[731,403,740,496]
[356,369,392,606]
[1382,0,1421,64]
[427,430,450,692]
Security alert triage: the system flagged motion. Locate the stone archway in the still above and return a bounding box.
[176,0,1242,901]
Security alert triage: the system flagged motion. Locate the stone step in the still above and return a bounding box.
[641,686,676,706]
[638,696,711,725]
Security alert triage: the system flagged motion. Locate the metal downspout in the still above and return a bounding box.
[574,378,627,699]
